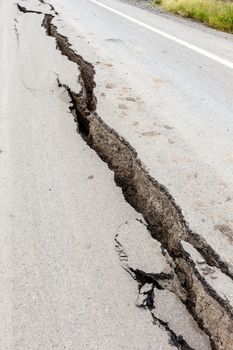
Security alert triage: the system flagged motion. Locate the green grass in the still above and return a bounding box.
[151,0,233,33]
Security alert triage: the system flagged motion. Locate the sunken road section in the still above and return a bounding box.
[17,2,233,349]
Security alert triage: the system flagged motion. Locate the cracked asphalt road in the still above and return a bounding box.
[0,4,176,350]
[50,0,233,265]
[1,0,233,349]
[0,1,178,349]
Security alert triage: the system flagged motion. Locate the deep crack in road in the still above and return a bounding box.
[3,0,233,348]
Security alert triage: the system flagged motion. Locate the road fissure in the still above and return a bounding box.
[17,2,233,349]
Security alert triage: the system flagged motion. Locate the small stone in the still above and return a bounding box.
[105,83,115,89]
[118,104,127,110]
[126,97,136,102]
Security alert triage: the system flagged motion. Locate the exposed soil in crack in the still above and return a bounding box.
[43,13,233,282]
[42,15,233,350]
[17,3,233,349]
[43,14,96,114]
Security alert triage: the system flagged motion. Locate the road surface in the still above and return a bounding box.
[50,0,233,262]
[0,0,233,349]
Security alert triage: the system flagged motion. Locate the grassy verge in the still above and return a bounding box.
[151,0,233,33]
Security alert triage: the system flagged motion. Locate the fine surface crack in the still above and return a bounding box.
[38,0,59,15]
[17,3,42,14]
[14,18,20,45]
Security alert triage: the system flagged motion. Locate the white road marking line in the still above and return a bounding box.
[90,0,233,70]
